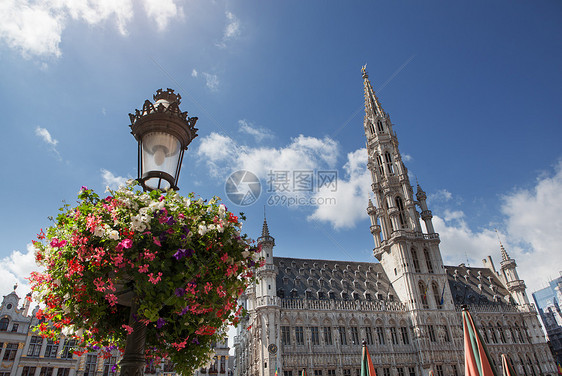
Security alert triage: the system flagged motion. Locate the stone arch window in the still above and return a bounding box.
[317,291,325,300]
[432,282,442,308]
[277,289,285,298]
[0,318,9,331]
[341,292,349,301]
[377,120,384,133]
[424,249,434,273]
[395,196,408,228]
[290,288,298,298]
[520,355,528,376]
[384,151,394,175]
[365,293,372,301]
[369,122,376,136]
[376,155,384,176]
[411,248,421,273]
[328,291,336,300]
[418,281,429,308]
[352,292,360,300]
[305,290,313,300]
[376,292,384,301]
[489,324,498,343]
[388,293,394,302]
[498,323,506,343]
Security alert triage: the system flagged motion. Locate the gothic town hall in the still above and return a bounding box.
[233,68,556,376]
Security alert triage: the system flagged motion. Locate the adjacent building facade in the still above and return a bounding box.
[532,275,562,364]
[233,67,556,376]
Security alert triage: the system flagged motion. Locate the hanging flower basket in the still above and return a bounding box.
[29,182,262,375]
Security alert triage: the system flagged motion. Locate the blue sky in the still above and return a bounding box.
[1,1,561,305]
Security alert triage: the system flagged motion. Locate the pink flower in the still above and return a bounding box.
[122,324,134,334]
[138,264,149,273]
[153,237,161,247]
[121,239,133,249]
[105,294,118,306]
[148,272,162,284]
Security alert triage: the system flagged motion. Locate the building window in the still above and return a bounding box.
[409,367,416,376]
[498,323,506,343]
[377,120,384,133]
[295,327,304,345]
[310,327,320,346]
[400,326,410,344]
[424,249,434,273]
[384,152,394,175]
[282,326,291,345]
[314,371,323,376]
[343,371,351,376]
[419,281,429,309]
[103,356,118,376]
[22,367,36,376]
[11,323,19,332]
[411,249,421,273]
[58,369,70,376]
[61,339,76,359]
[365,327,374,345]
[28,336,43,357]
[339,326,348,345]
[376,155,384,176]
[328,371,336,376]
[397,368,405,376]
[3,343,18,361]
[39,368,53,376]
[323,327,333,345]
[383,368,390,376]
[284,372,293,376]
[442,325,451,342]
[376,326,385,345]
[0,318,9,331]
[390,327,399,345]
[395,196,407,228]
[436,365,443,376]
[489,325,498,344]
[84,354,98,376]
[44,339,58,358]
[428,325,436,342]
[351,327,360,345]
[452,364,459,376]
[432,283,442,308]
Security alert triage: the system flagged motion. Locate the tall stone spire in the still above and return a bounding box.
[258,207,274,245]
[362,65,386,118]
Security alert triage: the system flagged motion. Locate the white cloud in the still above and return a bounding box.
[308,148,371,229]
[216,11,240,48]
[429,189,453,203]
[35,126,58,146]
[431,161,562,294]
[101,168,129,189]
[191,68,198,78]
[402,153,413,162]
[196,132,339,185]
[0,0,182,59]
[203,72,219,91]
[142,0,183,31]
[35,126,61,159]
[0,243,41,299]
[238,120,273,142]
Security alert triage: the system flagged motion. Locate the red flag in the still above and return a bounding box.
[501,354,517,376]
[361,342,377,376]
[463,307,497,376]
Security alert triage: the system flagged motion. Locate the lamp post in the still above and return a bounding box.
[129,88,199,191]
[119,89,198,376]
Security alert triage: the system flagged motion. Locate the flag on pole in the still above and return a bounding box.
[463,306,498,376]
[501,354,517,376]
[301,369,307,376]
[275,366,278,376]
[557,362,562,376]
[440,283,446,305]
[429,370,434,376]
[361,341,377,376]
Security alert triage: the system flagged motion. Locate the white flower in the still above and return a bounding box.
[184,198,191,207]
[218,204,226,218]
[198,224,208,236]
[108,230,120,240]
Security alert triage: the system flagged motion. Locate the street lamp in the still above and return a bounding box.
[119,89,198,376]
[129,88,199,191]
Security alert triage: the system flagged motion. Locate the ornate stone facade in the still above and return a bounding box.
[233,68,556,376]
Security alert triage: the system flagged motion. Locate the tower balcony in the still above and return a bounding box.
[507,279,526,291]
[370,224,381,235]
[420,209,433,220]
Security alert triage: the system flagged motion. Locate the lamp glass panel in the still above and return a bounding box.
[141,131,181,189]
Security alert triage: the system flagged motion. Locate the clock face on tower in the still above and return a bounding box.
[268,343,278,354]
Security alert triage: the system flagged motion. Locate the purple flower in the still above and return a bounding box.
[173,248,194,261]
[156,318,166,329]
[111,365,118,372]
[166,216,176,226]
[192,337,199,345]
[175,288,185,297]
[179,306,190,316]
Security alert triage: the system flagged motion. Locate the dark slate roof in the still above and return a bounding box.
[445,264,512,305]
[274,257,397,302]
